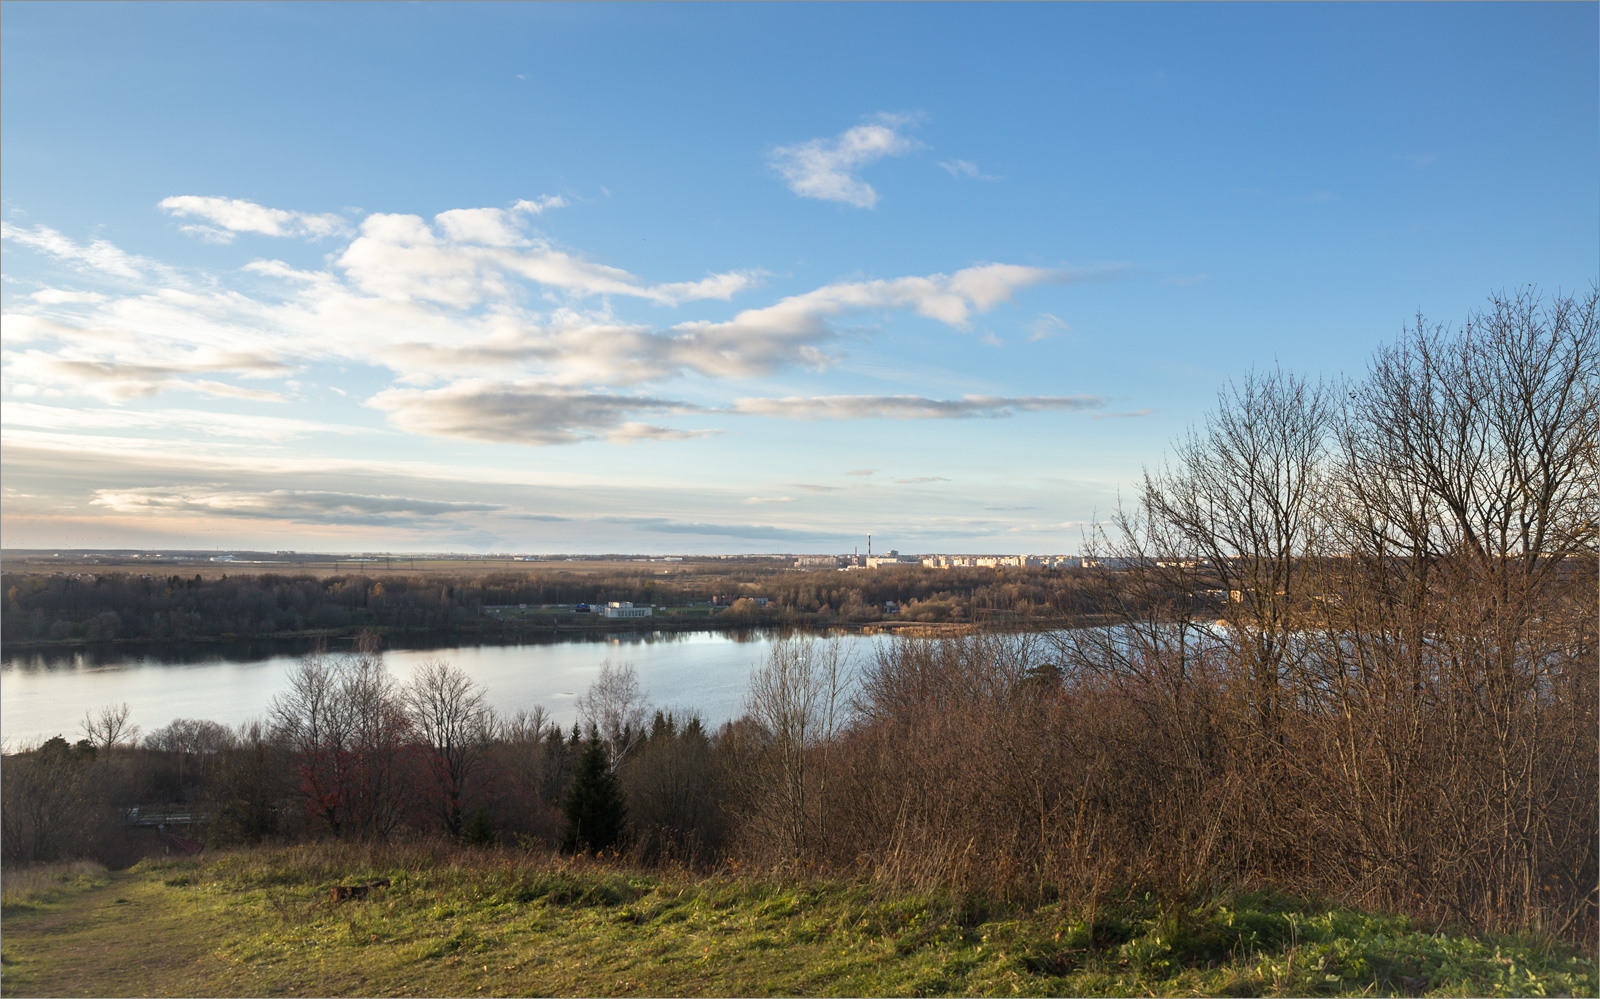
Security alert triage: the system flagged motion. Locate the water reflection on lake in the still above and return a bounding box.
[0,630,875,748]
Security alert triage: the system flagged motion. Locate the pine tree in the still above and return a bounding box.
[561,731,627,854]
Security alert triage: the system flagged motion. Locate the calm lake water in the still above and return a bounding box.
[0,630,888,749]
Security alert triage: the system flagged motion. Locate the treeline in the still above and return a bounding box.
[0,564,1108,644]
[0,647,723,868]
[3,288,1593,949]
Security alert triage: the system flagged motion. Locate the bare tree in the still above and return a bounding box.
[205,718,288,845]
[270,649,357,835]
[143,718,234,795]
[1144,366,1335,733]
[404,659,493,838]
[1061,367,1336,744]
[498,706,551,746]
[340,637,413,841]
[576,661,649,772]
[743,636,851,864]
[0,736,105,863]
[497,705,569,802]
[268,636,415,840]
[81,702,137,755]
[1325,286,1598,937]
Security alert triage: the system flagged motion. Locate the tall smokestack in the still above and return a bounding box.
[868,534,872,559]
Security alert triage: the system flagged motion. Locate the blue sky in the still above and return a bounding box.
[3,2,1595,554]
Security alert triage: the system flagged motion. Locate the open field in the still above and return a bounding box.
[2,847,1594,998]
[0,552,792,581]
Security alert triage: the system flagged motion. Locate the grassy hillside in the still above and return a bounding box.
[2,846,1594,998]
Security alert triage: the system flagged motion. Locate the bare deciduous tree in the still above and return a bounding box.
[268,635,415,840]
[81,702,137,755]
[270,649,357,835]
[1139,366,1335,732]
[576,661,649,772]
[743,636,850,864]
[144,717,233,795]
[404,659,492,838]
[498,706,551,746]
[1324,286,1599,937]
[340,638,413,841]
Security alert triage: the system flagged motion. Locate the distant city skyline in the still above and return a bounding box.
[3,3,1596,553]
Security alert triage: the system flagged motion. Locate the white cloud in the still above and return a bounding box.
[433,198,564,246]
[352,262,1069,388]
[769,114,922,208]
[1092,408,1155,420]
[3,401,370,441]
[4,199,1097,453]
[0,314,79,344]
[367,379,710,446]
[937,159,997,180]
[651,271,761,303]
[731,394,1105,420]
[159,196,351,242]
[434,207,529,248]
[665,263,1069,379]
[336,209,757,308]
[4,350,292,402]
[0,224,155,279]
[512,195,567,214]
[91,486,502,525]
[171,379,289,402]
[28,289,108,305]
[607,422,720,444]
[1029,312,1072,341]
[9,205,1078,396]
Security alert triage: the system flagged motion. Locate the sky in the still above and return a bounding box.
[2,2,1596,555]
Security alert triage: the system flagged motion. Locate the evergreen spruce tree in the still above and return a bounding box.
[561,730,627,854]
[462,807,496,847]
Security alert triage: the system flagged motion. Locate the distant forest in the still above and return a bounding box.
[0,565,1113,645]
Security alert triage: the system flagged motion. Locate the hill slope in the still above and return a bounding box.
[2,847,1594,998]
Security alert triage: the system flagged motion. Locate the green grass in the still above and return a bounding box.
[0,860,112,915]
[2,846,1593,997]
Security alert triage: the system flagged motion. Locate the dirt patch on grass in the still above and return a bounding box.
[1,869,239,998]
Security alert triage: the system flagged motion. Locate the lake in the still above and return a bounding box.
[0,630,886,749]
